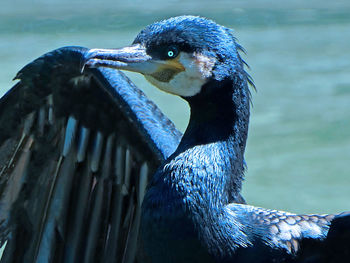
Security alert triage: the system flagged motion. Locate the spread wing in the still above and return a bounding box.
[0,46,182,263]
[226,203,350,262]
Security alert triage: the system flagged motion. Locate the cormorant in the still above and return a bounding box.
[0,15,349,263]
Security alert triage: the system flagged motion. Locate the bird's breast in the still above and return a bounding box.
[139,187,216,263]
[137,147,232,263]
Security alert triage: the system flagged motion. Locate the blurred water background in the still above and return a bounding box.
[0,0,349,214]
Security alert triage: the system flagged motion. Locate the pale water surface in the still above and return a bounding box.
[0,0,350,214]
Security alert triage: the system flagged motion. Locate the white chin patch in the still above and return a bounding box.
[144,52,216,97]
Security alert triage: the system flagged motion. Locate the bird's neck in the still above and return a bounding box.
[141,78,251,259]
[142,78,250,240]
[180,78,249,165]
[176,78,250,204]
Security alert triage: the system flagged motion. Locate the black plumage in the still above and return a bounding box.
[0,46,181,263]
[0,15,349,263]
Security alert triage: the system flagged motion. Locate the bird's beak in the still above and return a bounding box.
[84,44,184,76]
[84,44,156,74]
[84,44,185,78]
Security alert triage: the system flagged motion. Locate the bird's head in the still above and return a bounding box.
[85,16,251,98]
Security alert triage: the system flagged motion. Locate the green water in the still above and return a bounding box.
[0,0,349,214]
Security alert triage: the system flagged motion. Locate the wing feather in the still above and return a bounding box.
[225,203,347,261]
[0,46,182,262]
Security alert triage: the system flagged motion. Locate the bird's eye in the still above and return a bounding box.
[166,46,179,59]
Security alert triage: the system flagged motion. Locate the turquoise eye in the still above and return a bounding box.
[166,46,179,59]
[168,50,174,57]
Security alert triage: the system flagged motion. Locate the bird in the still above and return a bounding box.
[0,15,348,263]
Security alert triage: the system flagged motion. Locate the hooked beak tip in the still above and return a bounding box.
[81,49,94,73]
[82,49,102,70]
